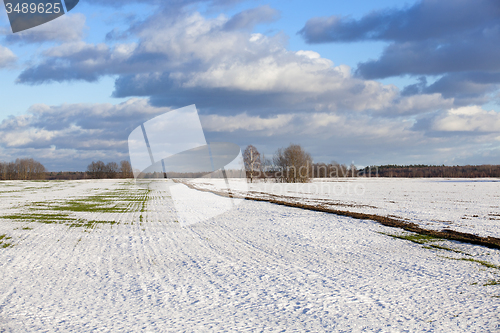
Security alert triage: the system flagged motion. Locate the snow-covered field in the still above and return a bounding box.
[0,179,499,332]
[189,177,500,239]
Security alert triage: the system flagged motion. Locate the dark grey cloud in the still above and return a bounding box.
[401,72,500,106]
[17,43,113,84]
[425,72,500,105]
[17,10,451,117]
[85,0,163,5]
[401,76,427,97]
[355,34,500,79]
[299,0,500,44]
[112,71,452,118]
[298,0,500,108]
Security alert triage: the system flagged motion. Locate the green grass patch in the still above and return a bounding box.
[422,244,466,254]
[5,185,150,230]
[38,189,150,213]
[380,231,468,254]
[2,212,119,229]
[51,200,127,213]
[484,280,500,286]
[443,257,500,270]
[2,212,75,224]
[382,232,438,244]
[0,234,13,248]
[68,220,118,228]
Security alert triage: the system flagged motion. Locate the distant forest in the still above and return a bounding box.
[0,159,133,180]
[2,157,500,180]
[361,164,500,178]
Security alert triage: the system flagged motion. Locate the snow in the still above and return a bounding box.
[188,177,500,239]
[0,179,499,332]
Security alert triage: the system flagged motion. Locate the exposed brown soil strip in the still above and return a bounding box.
[175,180,500,250]
[245,196,500,250]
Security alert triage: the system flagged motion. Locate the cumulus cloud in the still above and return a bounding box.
[0,98,170,151]
[1,98,499,170]
[0,45,16,67]
[16,10,451,117]
[431,106,500,133]
[2,2,499,169]
[3,14,87,44]
[200,109,500,167]
[298,0,500,109]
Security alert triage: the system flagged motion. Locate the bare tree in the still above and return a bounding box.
[243,145,261,183]
[16,158,26,180]
[6,162,16,180]
[105,162,119,179]
[120,160,133,178]
[25,158,46,179]
[313,163,328,178]
[260,153,271,182]
[273,144,312,183]
[87,161,106,179]
[0,158,46,180]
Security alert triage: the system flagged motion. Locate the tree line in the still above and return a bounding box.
[49,160,134,179]
[0,159,134,180]
[86,160,133,179]
[2,153,500,182]
[243,144,500,183]
[0,158,46,180]
[243,144,359,183]
[362,164,500,178]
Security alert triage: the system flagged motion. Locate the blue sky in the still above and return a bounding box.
[1,0,500,171]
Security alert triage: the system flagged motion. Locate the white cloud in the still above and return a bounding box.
[2,99,500,170]
[0,98,170,150]
[432,106,500,132]
[17,10,452,117]
[385,93,454,115]
[202,111,414,141]
[8,6,498,168]
[0,45,16,67]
